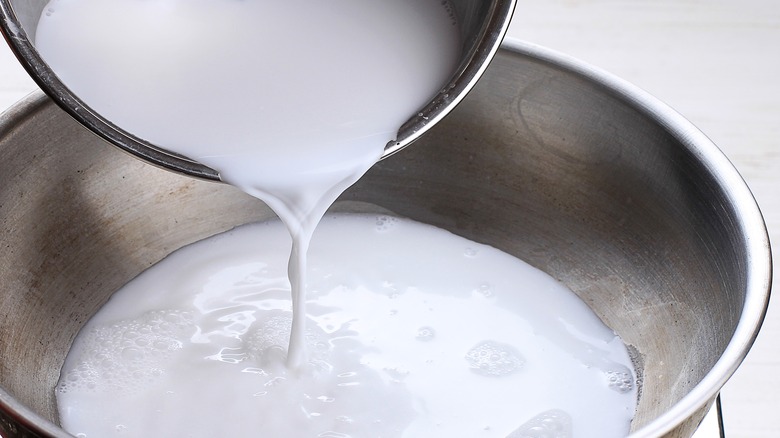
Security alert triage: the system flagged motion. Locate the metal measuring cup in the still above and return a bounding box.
[1,0,516,181]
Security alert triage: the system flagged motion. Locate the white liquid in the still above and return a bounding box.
[36,0,460,368]
[56,214,638,437]
[36,0,639,435]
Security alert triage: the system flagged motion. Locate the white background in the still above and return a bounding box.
[1,1,778,436]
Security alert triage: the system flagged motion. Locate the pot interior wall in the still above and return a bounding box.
[0,48,748,436]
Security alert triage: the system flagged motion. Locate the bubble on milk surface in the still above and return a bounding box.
[246,315,289,350]
[56,310,194,395]
[465,341,524,377]
[605,366,635,394]
[245,313,330,366]
[472,282,494,298]
[383,366,411,383]
[374,215,398,233]
[415,326,436,341]
[506,409,573,438]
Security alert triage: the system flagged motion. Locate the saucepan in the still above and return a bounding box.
[0,0,516,181]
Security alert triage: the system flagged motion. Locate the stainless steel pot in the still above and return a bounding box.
[0,0,516,181]
[0,41,771,437]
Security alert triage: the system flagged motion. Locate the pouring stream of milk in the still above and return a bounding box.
[36,0,461,368]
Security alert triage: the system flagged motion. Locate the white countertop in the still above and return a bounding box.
[1,1,777,436]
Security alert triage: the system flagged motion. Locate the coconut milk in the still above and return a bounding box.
[56,215,637,437]
[36,0,638,436]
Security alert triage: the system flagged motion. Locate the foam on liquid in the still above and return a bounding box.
[36,0,639,436]
[56,214,638,437]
